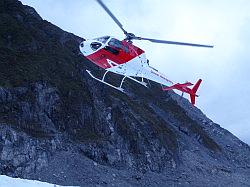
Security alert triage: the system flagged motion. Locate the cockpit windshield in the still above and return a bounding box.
[94,36,110,44]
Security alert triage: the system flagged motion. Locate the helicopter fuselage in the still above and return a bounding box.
[79,36,173,86]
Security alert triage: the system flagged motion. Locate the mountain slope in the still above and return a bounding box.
[0,0,250,186]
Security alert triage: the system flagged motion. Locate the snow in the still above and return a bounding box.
[0,175,78,187]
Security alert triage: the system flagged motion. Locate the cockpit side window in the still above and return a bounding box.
[90,42,102,51]
[108,38,123,49]
[108,38,130,53]
[124,46,129,53]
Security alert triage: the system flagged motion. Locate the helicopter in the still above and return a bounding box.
[79,0,213,105]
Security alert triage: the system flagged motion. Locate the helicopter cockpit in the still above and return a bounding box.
[79,36,132,57]
[79,36,110,55]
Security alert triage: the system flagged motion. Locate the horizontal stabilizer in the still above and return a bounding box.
[162,79,202,105]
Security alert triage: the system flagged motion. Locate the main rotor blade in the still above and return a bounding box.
[138,37,213,48]
[96,0,127,34]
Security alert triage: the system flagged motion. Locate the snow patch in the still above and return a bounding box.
[0,175,78,187]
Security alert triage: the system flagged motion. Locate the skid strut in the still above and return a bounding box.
[86,70,124,92]
[86,70,147,92]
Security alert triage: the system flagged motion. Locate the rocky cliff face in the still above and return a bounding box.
[0,0,250,186]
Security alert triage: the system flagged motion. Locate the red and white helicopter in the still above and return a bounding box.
[79,0,213,105]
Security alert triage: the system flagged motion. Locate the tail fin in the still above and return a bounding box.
[192,79,202,94]
[190,79,202,105]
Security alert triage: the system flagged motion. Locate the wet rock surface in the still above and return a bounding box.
[0,0,250,186]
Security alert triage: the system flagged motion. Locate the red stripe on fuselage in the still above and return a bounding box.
[86,40,144,69]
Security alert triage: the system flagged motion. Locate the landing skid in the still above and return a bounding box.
[86,70,147,92]
[127,76,147,87]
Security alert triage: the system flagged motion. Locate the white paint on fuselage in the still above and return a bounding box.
[79,40,104,56]
[107,53,174,87]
